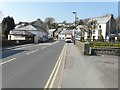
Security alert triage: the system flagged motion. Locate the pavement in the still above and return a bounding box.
[1,40,65,88]
[62,42,118,88]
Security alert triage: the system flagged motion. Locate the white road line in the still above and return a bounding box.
[26,49,39,55]
[14,46,32,50]
[41,46,47,49]
[14,45,36,50]
[0,58,16,65]
[49,41,60,46]
[7,44,32,49]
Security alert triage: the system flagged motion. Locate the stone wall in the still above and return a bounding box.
[75,41,90,55]
[91,48,120,56]
[75,40,120,56]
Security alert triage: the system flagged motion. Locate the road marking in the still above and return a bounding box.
[44,44,66,89]
[14,44,39,50]
[7,44,34,50]
[26,49,39,55]
[2,45,35,53]
[0,58,16,65]
[49,44,66,88]
[49,41,60,46]
[44,55,60,89]
[41,46,47,49]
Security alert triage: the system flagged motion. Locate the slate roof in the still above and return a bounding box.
[55,28,63,34]
[15,19,48,34]
[60,29,73,34]
[49,29,56,32]
[87,14,112,24]
[31,19,48,33]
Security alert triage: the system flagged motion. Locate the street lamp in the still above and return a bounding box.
[73,11,77,27]
[73,11,77,45]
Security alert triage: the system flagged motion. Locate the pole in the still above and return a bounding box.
[73,11,77,45]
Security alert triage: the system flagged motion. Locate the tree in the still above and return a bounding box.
[62,20,67,25]
[78,20,84,25]
[2,16,15,38]
[44,17,55,29]
[52,23,58,29]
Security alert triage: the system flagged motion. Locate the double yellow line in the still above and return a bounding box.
[44,44,66,89]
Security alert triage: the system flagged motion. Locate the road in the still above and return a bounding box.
[2,40,65,88]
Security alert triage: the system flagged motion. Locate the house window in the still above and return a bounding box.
[99,25,101,28]
[92,30,95,34]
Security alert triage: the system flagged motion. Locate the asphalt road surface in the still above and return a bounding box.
[2,40,65,88]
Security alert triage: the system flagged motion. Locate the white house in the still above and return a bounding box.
[76,25,88,40]
[87,14,116,41]
[8,30,34,40]
[59,29,73,40]
[8,19,48,43]
[48,29,56,38]
[54,27,64,39]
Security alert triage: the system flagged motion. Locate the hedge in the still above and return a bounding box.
[89,41,120,48]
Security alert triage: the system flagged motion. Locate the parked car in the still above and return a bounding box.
[48,36,53,40]
[42,36,48,42]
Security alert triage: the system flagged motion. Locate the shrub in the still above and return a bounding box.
[98,34,104,42]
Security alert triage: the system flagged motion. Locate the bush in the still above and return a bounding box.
[98,34,104,42]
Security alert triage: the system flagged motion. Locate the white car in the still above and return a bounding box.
[65,35,73,43]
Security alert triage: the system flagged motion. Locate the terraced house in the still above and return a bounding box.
[87,14,116,41]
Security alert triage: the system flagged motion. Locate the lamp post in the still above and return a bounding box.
[73,11,77,45]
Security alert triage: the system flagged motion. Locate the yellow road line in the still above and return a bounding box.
[44,44,66,89]
[49,45,66,88]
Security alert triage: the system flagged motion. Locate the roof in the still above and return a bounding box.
[49,29,56,32]
[16,24,39,30]
[14,24,45,33]
[31,19,48,33]
[55,28,63,34]
[60,29,73,34]
[15,19,48,34]
[9,30,34,36]
[87,14,112,24]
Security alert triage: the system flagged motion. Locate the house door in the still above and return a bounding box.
[93,36,95,41]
